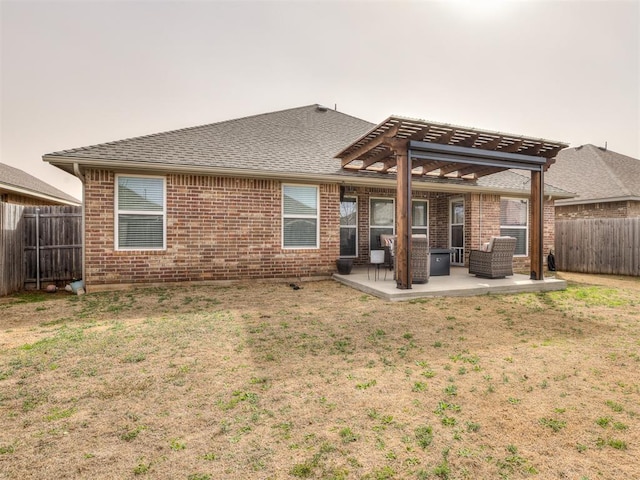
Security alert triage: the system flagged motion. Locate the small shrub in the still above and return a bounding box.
[444,385,458,396]
[290,462,314,477]
[170,438,186,450]
[339,427,359,443]
[415,425,433,449]
[133,462,151,475]
[412,382,427,392]
[606,400,624,413]
[539,417,566,432]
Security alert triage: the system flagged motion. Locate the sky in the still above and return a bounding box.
[1,0,638,201]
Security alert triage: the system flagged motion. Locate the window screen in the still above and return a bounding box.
[116,176,165,250]
[283,185,318,248]
[500,198,528,255]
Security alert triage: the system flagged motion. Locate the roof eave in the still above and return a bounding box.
[555,196,640,206]
[0,182,81,206]
[46,156,570,199]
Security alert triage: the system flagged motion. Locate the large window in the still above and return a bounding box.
[282,185,319,248]
[116,175,166,250]
[500,197,528,256]
[370,198,429,249]
[412,200,428,236]
[370,198,394,250]
[340,197,357,257]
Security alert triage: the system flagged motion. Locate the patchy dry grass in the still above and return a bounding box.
[0,272,639,479]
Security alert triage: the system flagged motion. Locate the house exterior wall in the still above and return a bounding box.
[0,190,61,206]
[467,194,555,271]
[555,200,640,219]
[83,170,558,288]
[84,169,340,288]
[342,186,456,265]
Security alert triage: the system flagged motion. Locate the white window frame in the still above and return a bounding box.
[411,199,429,236]
[369,197,430,248]
[114,174,166,251]
[369,197,395,249]
[339,196,358,258]
[282,184,320,249]
[500,197,529,257]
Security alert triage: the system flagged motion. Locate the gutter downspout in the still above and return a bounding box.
[73,164,86,289]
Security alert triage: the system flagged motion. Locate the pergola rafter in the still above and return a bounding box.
[335,116,568,290]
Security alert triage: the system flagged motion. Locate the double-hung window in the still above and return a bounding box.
[370,198,394,250]
[282,185,319,248]
[115,175,166,250]
[412,200,429,236]
[500,197,528,256]
[340,197,357,257]
[370,198,429,249]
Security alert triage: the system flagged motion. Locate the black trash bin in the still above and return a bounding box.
[430,249,452,276]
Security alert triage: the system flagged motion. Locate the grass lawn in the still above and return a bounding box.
[0,272,638,479]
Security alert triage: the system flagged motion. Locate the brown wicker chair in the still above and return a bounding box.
[469,236,517,279]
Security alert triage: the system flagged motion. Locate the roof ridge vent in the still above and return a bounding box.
[316,105,328,112]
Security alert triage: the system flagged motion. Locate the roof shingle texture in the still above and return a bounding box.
[47,105,375,176]
[0,162,79,204]
[544,144,640,202]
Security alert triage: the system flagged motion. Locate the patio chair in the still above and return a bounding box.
[411,235,430,284]
[379,234,396,271]
[468,236,517,279]
[368,249,386,281]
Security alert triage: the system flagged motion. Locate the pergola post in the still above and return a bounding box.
[530,168,544,280]
[394,141,412,289]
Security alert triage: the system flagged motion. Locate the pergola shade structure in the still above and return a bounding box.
[336,116,568,289]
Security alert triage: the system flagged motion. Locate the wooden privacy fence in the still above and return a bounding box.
[0,202,25,296]
[23,206,82,288]
[0,202,82,295]
[555,218,640,276]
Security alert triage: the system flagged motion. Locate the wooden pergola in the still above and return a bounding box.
[336,116,568,289]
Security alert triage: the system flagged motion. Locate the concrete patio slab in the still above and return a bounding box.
[333,266,566,301]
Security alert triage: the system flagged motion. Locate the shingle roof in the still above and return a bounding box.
[44,104,569,197]
[0,162,80,205]
[45,105,375,176]
[544,144,640,204]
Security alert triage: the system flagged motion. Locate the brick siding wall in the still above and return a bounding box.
[467,194,555,271]
[84,170,558,288]
[343,187,455,265]
[555,200,640,219]
[84,170,339,287]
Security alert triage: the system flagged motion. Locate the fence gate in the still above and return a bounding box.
[23,206,82,289]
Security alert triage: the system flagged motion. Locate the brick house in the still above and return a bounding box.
[544,144,640,219]
[0,162,80,206]
[43,105,570,291]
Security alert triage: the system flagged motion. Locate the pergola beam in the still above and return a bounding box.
[340,124,400,167]
[334,116,568,290]
[362,148,392,169]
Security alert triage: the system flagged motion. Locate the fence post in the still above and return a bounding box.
[36,208,41,290]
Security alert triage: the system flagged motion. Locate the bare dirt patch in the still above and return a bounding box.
[0,274,638,479]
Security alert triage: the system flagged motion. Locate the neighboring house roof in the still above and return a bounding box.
[0,162,80,205]
[481,170,572,198]
[544,144,640,205]
[44,104,570,198]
